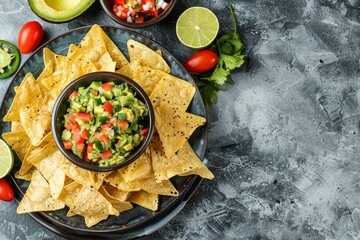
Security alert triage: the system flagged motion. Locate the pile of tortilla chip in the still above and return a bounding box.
[1,24,214,228]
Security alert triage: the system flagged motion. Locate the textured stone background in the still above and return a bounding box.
[1,0,360,239]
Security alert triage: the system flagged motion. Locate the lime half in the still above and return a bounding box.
[176,7,219,49]
[0,139,14,178]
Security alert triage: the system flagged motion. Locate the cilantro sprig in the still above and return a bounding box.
[195,4,246,106]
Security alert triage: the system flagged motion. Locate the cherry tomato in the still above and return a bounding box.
[18,21,44,54]
[0,178,14,202]
[184,50,218,73]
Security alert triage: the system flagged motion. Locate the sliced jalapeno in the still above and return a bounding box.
[0,40,20,79]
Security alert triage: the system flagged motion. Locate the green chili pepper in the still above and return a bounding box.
[0,40,21,79]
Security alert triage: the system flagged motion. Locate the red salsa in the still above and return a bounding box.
[113,0,171,23]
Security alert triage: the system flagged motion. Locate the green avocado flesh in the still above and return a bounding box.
[29,0,95,22]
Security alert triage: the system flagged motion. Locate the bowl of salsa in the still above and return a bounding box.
[100,0,175,28]
[52,72,155,172]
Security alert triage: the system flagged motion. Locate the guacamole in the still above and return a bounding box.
[61,81,149,167]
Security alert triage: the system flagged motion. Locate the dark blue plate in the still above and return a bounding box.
[0,25,207,238]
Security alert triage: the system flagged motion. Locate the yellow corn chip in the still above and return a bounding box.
[148,76,196,111]
[58,181,82,209]
[105,170,141,192]
[123,148,152,182]
[128,190,158,211]
[103,183,129,202]
[17,170,65,213]
[67,186,119,227]
[10,121,24,132]
[149,76,196,111]
[49,167,66,199]
[99,185,133,213]
[127,39,170,73]
[116,60,140,79]
[151,138,214,182]
[154,106,206,158]
[2,131,31,161]
[4,73,42,122]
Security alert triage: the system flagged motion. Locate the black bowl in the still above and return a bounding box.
[99,0,176,29]
[52,72,155,172]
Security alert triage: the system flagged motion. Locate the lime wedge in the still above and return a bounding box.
[0,139,14,178]
[176,7,219,49]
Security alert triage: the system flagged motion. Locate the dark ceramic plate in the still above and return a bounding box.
[0,26,207,238]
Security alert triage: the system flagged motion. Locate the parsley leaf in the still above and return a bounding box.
[195,4,246,106]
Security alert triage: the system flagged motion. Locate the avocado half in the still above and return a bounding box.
[28,0,95,23]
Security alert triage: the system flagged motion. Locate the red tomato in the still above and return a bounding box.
[80,129,89,139]
[99,134,109,145]
[135,16,144,23]
[0,179,14,202]
[73,129,85,144]
[71,123,80,131]
[101,123,112,132]
[140,128,149,137]
[18,21,44,54]
[77,113,91,121]
[102,83,112,91]
[101,150,113,159]
[83,151,90,161]
[64,123,72,131]
[68,113,77,125]
[91,90,98,96]
[87,143,93,153]
[92,132,101,141]
[63,141,72,149]
[117,120,129,130]
[184,50,218,73]
[69,91,78,100]
[115,0,124,5]
[103,101,113,113]
[76,143,85,154]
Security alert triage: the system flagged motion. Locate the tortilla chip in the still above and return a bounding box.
[58,181,82,209]
[137,177,179,196]
[128,190,158,211]
[60,159,105,190]
[96,25,129,68]
[78,24,123,70]
[116,60,140,79]
[10,121,24,132]
[103,183,129,202]
[149,76,196,111]
[99,186,133,213]
[105,170,141,192]
[49,167,66,199]
[155,50,162,56]
[154,106,206,158]
[17,170,65,213]
[43,48,66,72]
[36,60,54,93]
[131,66,167,96]
[67,186,119,227]
[41,53,98,98]
[2,131,31,161]
[127,39,170,73]
[123,148,152,182]
[15,167,34,181]
[3,73,42,122]
[67,44,79,58]
[151,138,214,182]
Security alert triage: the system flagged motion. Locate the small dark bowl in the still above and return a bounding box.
[52,72,155,172]
[100,0,176,29]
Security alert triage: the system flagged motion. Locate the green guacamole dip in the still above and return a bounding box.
[61,81,149,167]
